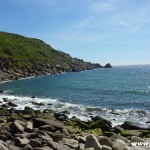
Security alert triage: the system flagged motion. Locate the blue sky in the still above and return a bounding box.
[0,0,150,65]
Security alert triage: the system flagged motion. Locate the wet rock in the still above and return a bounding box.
[7,101,18,107]
[121,121,150,130]
[76,120,90,130]
[32,102,44,106]
[31,96,36,98]
[3,98,9,102]
[90,116,112,130]
[85,134,102,150]
[54,112,68,121]
[112,139,128,150]
[2,104,9,108]
[0,90,4,93]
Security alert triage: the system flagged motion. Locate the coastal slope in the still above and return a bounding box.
[0,31,102,81]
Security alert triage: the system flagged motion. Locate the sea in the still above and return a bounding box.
[0,65,150,127]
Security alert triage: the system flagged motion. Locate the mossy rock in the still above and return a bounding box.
[77,121,90,130]
[11,113,19,118]
[121,130,143,137]
[64,120,77,127]
[22,114,33,120]
[0,108,9,115]
[91,128,103,136]
[90,120,111,131]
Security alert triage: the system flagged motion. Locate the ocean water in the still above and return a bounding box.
[0,65,150,126]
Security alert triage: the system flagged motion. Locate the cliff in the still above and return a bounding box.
[0,31,102,81]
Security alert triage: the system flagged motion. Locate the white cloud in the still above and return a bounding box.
[131,17,150,33]
[89,0,121,13]
[115,19,129,27]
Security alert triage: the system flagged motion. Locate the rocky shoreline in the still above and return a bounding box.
[0,62,103,82]
[0,96,149,150]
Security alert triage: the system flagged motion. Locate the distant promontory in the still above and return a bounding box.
[0,31,112,81]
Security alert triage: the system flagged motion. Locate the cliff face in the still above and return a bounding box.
[0,31,102,81]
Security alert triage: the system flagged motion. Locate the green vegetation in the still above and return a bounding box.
[0,31,101,72]
[0,31,75,69]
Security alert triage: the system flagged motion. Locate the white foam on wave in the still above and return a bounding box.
[0,93,149,127]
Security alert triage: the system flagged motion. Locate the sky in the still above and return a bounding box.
[0,0,150,66]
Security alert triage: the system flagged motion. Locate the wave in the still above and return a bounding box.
[0,93,149,127]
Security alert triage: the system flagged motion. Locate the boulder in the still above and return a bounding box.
[29,139,42,148]
[0,135,7,141]
[25,121,33,132]
[33,118,64,129]
[54,112,68,121]
[85,134,102,150]
[14,137,30,147]
[10,121,24,134]
[0,130,13,140]
[102,145,112,150]
[0,118,6,124]
[90,116,112,130]
[112,139,128,150]
[79,143,85,150]
[32,102,45,106]
[121,121,150,130]
[98,136,112,147]
[39,125,55,132]
[92,128,102,136]
[22,144,33,150]
[110,134,129,143]
[62,138,78,149]
[7,101,18,107]
[0,90,4,93]
[8,144,20,150]
[130,136,148,143]
[121,130,143,137]
[0,140,8,150]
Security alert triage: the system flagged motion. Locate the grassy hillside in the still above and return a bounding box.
[0,32,77,69]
